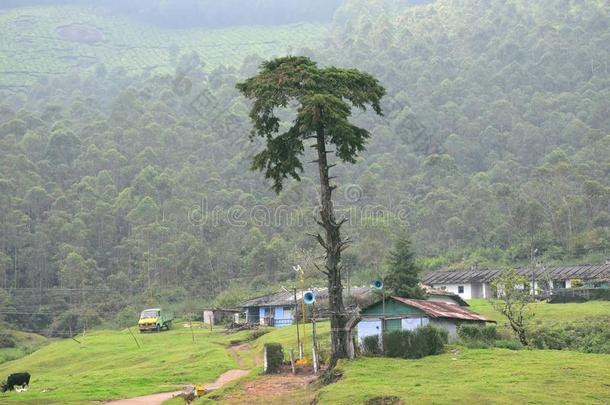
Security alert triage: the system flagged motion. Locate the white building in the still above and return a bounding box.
[422,264,610,300]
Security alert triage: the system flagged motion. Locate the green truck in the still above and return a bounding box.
[138,308,173,333]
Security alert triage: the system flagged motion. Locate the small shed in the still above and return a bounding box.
[202,308,241,326]
[358,296,493,343]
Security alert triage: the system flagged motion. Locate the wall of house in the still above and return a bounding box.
[273,306,294,327]
[357,317,466,343]
[431,283,473,299]
[430,319,458,340]
[358,319,382,343]
[245,307,259,324]
[361,300,425,317]
[401,317,429,330]
[430,282,495,299]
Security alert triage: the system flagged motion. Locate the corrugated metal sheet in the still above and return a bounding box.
[390,297,493,322]
[240,286,372,308]
[422,264,610,285]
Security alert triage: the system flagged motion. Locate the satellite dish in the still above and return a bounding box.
[303,291,316,305]
[372,280,384,290]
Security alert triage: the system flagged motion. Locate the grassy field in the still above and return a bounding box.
[468,299,610,326]
[1,299,609,404]
[0,324,240,404]
[316,349,610,404]
[0,331,48,365]
[0,4,328,89]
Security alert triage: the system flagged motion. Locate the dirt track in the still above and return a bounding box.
[104,369,249,405]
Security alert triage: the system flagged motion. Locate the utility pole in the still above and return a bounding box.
[293,287,302,359]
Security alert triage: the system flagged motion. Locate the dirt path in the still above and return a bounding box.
[104,369,250,405]
[218,372,318,404]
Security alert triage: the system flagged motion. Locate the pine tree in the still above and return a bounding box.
[385,235,425,299]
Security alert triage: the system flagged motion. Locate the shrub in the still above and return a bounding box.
[458,324,497,344]
[528,318,610,354]
[591,289,610,301]
[362,335,382,356]
[115,305,139,328]
[494,340,523,350]
[249,329,268,340]
[364,396,404,405]
[264,342,284,374]
[382,325,447,359]
[0,332,16,348]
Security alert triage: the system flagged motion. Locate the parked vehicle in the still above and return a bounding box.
[138,308,173,333]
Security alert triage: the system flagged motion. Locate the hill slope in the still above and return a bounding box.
[0,0,608,331]
[0,326,240,403]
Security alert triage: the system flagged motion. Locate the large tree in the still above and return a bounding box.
[237,56,385,365]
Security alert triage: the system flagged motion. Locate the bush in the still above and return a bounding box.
[264,342,284,374]
[0,332,16,348]
[528,318,610,354]
[114,305,139,328]
[458,324,497,344]
[494,340,523,350]
[362,335,382,356]
[382,325,448,359]
[591,289,610,301]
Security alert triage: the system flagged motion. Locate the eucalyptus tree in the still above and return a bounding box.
[237,56,385,365]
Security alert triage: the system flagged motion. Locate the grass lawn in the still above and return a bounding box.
[0,331,48,365]
[468,299,610,326]
[0,325,239,404]
[250,321,331,359]
[317,349,610,404]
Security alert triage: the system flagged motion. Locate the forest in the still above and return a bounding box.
[0,0,608,334]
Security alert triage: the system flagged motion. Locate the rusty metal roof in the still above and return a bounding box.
[390,297,493,322]
[422,263,610,285]
[240,286,372,308]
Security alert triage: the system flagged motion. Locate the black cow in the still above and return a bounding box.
[1,372,30,392]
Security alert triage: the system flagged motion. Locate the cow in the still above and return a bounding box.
[1,372,30,392]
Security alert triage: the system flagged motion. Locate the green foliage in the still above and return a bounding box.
[114,306,139,329]
[490,269,535,345]
[384,235,425,299]
[457,324,498,346]
[236,56,385,193]
[361,335,381,356]
[591,289,610,301]
[0,0,609,336]
[382,325,447,359]
[264,342,284,374]
[528,318,610,354]
[0,333,16,349]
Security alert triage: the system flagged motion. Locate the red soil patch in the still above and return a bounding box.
[57,23,103,44]
[218,367,319,404]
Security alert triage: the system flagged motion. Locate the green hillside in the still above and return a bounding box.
[0,325,242,403]
[0,0,608,340]
[0,5,328,88]
[0,330,48,364]
[316,350,610,404]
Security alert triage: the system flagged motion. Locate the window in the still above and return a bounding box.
[458,286,465,294]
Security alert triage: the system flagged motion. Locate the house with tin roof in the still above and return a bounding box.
[357,296,493,343]
[240,286,468,327]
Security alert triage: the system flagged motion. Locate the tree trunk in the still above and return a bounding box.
[315,130,348,367]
